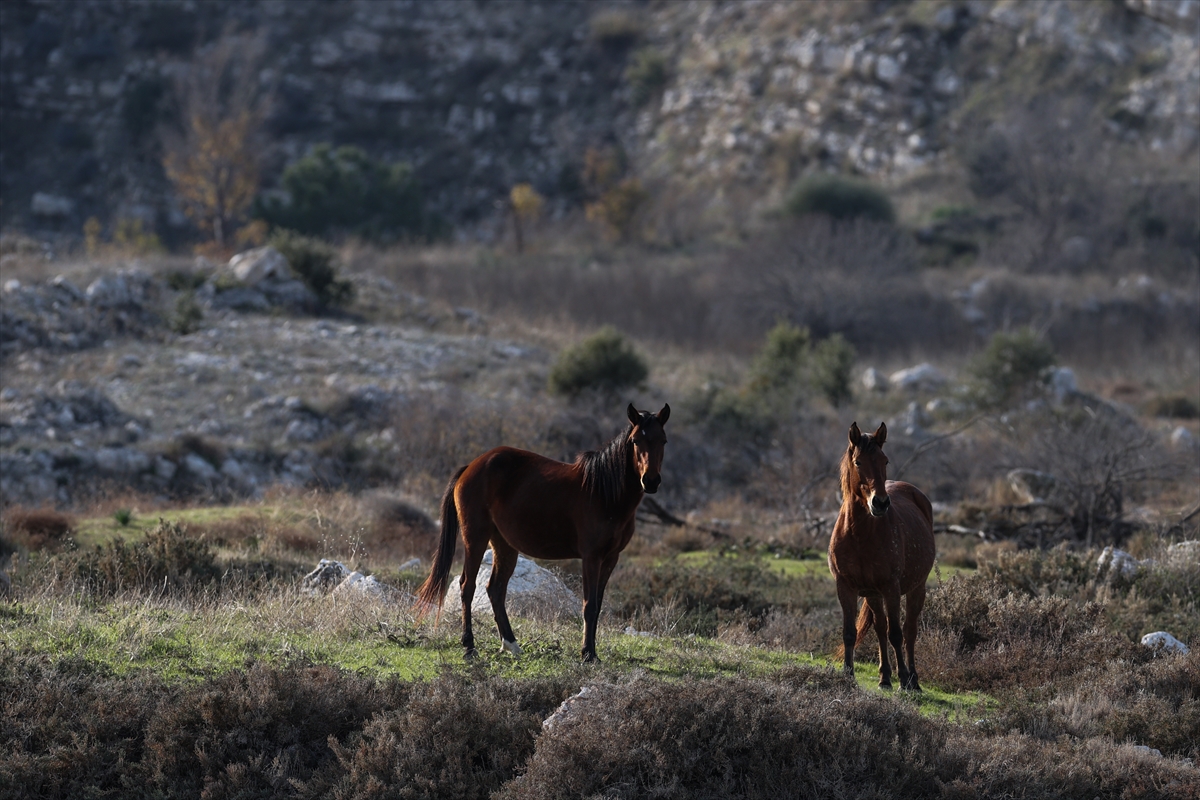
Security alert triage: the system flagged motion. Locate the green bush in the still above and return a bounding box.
[747,322,809,398]
[268,229,354,307]
[62,519,219,597]
[809,333,856,408]
[170,292,204,335]
[785,174,895,223]
[966,328,1056,409]
[256,144,425,242]
[547,327,648,397]
[626,48,668,106]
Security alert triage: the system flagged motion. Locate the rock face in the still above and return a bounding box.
[889,363,947,392]
[442,549,580,621]
[1,1,1195,236]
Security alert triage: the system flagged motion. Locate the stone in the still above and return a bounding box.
[1007,468,1058,504]
[861,367,888,392]
[542,685,600,731]
[303,559,350,593]
[1166,540,1200,565]
[228,246,293,285]
[331,571,390,598]
[31,192,75,217]
[443,549,579,621]
[874,54,900,84]
[1046,367,1078,402]
[183,452,219,481]
[1140,631,1189,655]
[1061,236,1093,268]
[94,446,151,475]
[1098,546,1141,580]
[889,363,947,391]
[1170,426,1195,448]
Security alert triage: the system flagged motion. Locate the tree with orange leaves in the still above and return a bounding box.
[162,33,270,252]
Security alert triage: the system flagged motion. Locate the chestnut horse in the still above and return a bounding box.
[417,403,670,662]
[828,422,935,690]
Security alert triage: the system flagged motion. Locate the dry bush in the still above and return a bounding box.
[308,674,572,800]
[359,492,439,563]
[1,507,75,552]
[920,573,1146,691]
[500,670,1200,799]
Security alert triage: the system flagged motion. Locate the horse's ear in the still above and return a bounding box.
[627,403,641,427]
[874,422,887,446]
[848,421,862,448]
[657,404,670,425]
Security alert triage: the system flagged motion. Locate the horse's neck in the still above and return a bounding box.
[840,497,885,535]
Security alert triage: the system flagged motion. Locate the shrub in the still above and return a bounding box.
[62,519,220,597]
[256,144,425,242]
[2,508,75,552]
[113,509,133,527]
[589,10,641,51]
[268,229,354,307]
[964,130,1013,198]
[785,174,895,223]
[170,291,204,334]
[547,327,648,397]
[809,333,856,407]
[585,177,648,241]
[747,322,810,398]
[966,328,1056,409]
[626,48,668,106]
[1145,393,1199,419]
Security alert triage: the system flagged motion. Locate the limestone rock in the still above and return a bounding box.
[1140,630,1189,655]
[888,363,947,391]
[228,247,294,285]
[443,549,579,621]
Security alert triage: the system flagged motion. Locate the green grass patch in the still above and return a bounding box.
[0,596,994,718]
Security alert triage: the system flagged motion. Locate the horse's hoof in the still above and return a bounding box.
[501,639,522,657]
[878,679,893,690]
[581,652,601,664]
[464,648,478,661]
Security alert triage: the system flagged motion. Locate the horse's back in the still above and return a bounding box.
[886,480,933,527]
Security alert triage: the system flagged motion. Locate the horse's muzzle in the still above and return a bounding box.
[642,475,661,493]
[869,495,891,516]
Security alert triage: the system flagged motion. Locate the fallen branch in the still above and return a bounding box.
[637,497,730,539]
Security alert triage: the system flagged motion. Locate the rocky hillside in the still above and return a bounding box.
[1,0,1196,242]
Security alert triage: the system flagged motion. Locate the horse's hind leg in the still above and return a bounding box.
[903,583,927,691]
[866,596,891,688]
[457,519,489,660]
[486,538,521,656]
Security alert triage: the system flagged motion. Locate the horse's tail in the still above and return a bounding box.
[834,600,876,659]
[416,465,468,620]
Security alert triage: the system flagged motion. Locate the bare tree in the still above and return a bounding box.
[162,31,271,251]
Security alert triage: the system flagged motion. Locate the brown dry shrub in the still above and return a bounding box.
[144,662,395,798]
[2,507,75,552]
[921,574,1145,691]
[359,494,439,563]
[307,673,573,800]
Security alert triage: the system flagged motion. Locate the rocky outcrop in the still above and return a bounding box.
[2,1,1194,238]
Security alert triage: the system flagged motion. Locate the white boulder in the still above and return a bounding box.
[443,549,579,621]
[1097,546,1142,580]
[1171,427,1195,448]
[227,246,293,285]
[1140,631,1189,655]
[888,363,947,391]
[861,367,888,392]
[31,192,75,217]
[543,686,601,731]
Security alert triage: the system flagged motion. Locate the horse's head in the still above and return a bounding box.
[627,402,670,493]
[845,421,890,516]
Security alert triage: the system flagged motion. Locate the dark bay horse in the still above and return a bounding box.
[417,403,670,662]
[828,422,935,690]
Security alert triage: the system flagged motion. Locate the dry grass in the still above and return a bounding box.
[1,507,76,552]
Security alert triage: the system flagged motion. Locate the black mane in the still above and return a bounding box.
[577,424,634,509]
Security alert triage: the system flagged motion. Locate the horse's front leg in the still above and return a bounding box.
[883,588,910,689]
[580,555,604,663]
[836,579,859,680]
